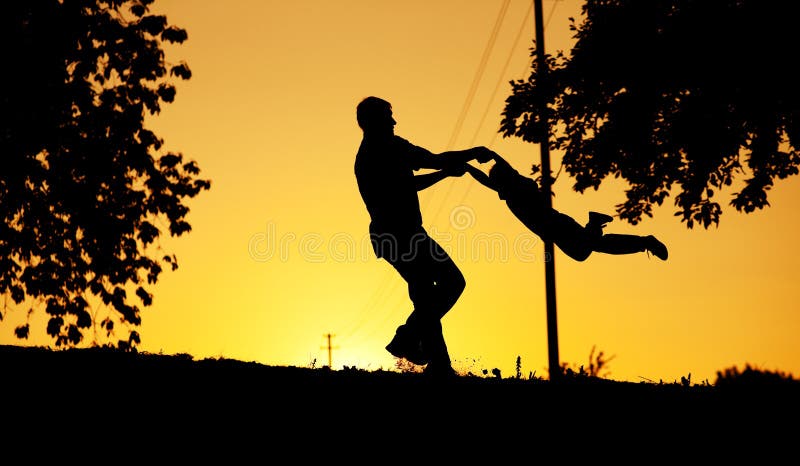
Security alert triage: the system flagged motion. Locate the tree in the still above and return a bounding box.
[501,0,800,228]
[0,0,210,349]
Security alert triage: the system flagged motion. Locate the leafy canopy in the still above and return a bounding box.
[0,0,210,349]
[502,0,800,228]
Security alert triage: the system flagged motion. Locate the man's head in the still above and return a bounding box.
[356,96,395,138]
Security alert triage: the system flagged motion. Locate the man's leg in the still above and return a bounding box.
[374,230,428,365]
[407,234,464,374]
[385,232,465,372]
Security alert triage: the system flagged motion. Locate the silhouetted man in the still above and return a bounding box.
[354,96,493,377]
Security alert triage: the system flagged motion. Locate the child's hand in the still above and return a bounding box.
[473,147,496,163]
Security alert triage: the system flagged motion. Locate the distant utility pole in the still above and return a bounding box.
[321,333,338,369]
[534,0,561,381]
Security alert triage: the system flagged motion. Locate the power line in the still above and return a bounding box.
[425,0,537,229]
[469,0,535,148]
[373,0,541,333]
[344,0,562,357]
[337,270,399,341]
[445,0,511,151]
[349,1,512,339]
[424,0,512,225]
[428,0,551,227]
[517,0,561,81]
[446,0,563,217]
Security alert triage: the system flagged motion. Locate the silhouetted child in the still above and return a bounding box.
[464,154,668,261]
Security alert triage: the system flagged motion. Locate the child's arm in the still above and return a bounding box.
[414,164,468,191]
[464,164,499,192]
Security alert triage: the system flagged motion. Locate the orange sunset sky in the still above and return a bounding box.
[3,0,799,383]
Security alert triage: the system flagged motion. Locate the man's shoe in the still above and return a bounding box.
[423,362,457,380]
[588,211,614,229]
[645,235,668,261]
[385,325,428,365]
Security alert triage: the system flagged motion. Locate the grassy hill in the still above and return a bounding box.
[3,344,796,458]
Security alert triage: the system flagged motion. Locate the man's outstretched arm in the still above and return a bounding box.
[414,164,468,191]
[416,146,496,170]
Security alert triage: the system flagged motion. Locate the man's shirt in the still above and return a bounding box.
[354,135,433,234]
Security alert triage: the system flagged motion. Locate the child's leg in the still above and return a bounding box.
[549,211,596,262]
[593,234,647,254]
[594,234,668,260]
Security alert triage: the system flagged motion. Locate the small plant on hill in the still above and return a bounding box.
[394,358,423,374]
[715,364,798,387]
[560,345,615,380]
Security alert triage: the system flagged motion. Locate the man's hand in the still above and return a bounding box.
[445,163,468,177]
[473,146,496,163]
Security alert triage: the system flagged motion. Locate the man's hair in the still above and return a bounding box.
[356,96,391,131]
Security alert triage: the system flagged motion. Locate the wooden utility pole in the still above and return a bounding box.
[534,0,561,381]
[321,333,338,369]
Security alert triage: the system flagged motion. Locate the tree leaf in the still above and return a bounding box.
[0,1,209,349]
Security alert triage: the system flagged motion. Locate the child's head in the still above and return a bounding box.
[488,159,539,197]
[488,158,515,185]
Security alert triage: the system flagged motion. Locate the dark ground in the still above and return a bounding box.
[3,344,797,459]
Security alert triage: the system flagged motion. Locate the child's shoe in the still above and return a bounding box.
[644,235,669,261]
[587,211,614,229]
